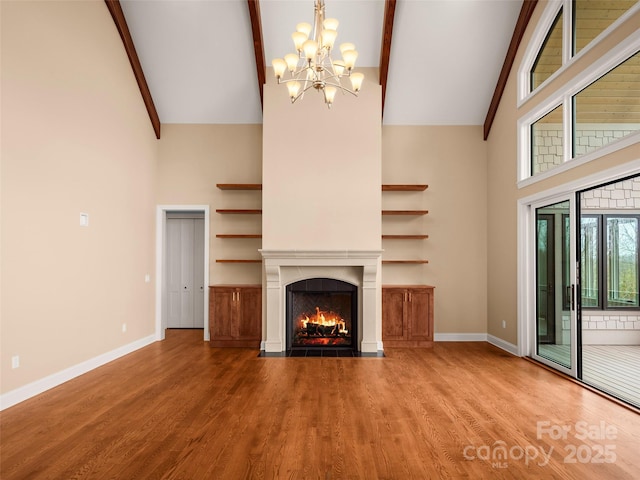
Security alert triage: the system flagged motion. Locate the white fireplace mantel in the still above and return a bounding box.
[260,249,383,353]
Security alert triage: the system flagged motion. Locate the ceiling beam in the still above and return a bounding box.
[483,0,538,140]
[247,0,266,109]
[104,0,161,139]
[379,0,397,116]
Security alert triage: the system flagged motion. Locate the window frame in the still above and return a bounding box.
[517,36,640,187]
[518,0,640,106]
[579,213,640,311]
[579,214,602,309]
[530,6,564,92]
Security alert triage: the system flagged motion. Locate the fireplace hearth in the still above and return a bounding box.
[286,278,357,352]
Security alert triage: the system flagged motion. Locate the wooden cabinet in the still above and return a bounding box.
[209,285,261,347]
[382,285,434,347]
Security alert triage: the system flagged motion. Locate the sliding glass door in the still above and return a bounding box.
[527,176,640,409]
[534,198,577,376]
[578,176,640,408]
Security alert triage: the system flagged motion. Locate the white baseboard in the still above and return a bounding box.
[433,333,520,356]
[434,333,488,342]
[0,334,156,411]
[487,334,520,356]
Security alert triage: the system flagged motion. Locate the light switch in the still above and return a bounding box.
[80,213,89,227]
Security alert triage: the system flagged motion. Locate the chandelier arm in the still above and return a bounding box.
[290,82,317,104]
[322,80,359,97]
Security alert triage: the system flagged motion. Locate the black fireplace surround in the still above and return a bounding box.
[286,278,357,352]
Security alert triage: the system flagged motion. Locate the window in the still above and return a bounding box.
[580,214,640,309]
[519,1,639,183]
[531,8,563,91]
[580,215,600,307]
[607,216,639,307]
[531,104,564,175]
[573,0,638,55]
[573,51,640,158]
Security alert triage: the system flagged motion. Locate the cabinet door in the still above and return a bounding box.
[235,287,262,340]
[211,288,234,340]
[382,288,406,340]
[407,288,433,341]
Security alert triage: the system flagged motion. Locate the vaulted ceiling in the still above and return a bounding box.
[115,0,527,135]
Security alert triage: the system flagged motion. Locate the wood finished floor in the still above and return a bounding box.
[2,329,640,479]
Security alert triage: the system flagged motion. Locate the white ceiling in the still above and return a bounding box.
[120,0,523,126]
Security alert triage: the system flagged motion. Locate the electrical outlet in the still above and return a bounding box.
[122,323,127,333]
[145,274,151,283]
[502,320,506,328]
[11,355,20,369]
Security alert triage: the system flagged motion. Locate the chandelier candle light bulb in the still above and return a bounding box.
[271,0,363,108]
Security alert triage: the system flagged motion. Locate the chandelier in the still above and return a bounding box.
[271,0,364,108]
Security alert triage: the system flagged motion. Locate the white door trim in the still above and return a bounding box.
[517,159,640,357]
[156,205,210,341]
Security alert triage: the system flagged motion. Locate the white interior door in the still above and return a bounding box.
[193,217,205,327]
[166,215,205,328]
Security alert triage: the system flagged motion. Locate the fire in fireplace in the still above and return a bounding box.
[286,278,357,350]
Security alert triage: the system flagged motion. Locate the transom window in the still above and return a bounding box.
[531,104,564,175]
[573,51,640,158]
[519,1,639,182]
[573,0,639,55]
[531,7,563,91]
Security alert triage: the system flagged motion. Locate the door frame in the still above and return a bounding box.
[529,195,577,377]
[156,205,210,341]
[517,159,640,359]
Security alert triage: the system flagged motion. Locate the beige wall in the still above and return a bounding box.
[156,124,263,285]
[8,0,636,402]
[262,67,381,251]
[1,1,158,394]
[486,1,640,345]
[156,121,488,337]
[382,126,488,334]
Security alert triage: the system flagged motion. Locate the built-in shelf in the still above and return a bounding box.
[218,184,429,191]
[216,234,262,239]
[216,183,262,190]
[382,184,428,265]
[382,184,428,191]
[382,235,429,239]
[382,260,429,264]
[216,209,262,214]
[382,210,429,215]
[216,259,262,263]
[216,184,262,267]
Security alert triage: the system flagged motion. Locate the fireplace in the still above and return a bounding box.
[286,278,357,351]
[260,249,383,354]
